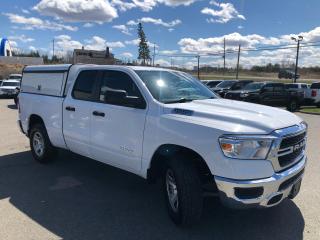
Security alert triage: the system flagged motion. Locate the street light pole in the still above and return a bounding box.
[291,35,303,83]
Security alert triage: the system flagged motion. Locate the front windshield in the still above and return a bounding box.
[243,82,265,90]
[9,76,21,80]
[216,81,237,88]
[1,82,20,87]
[135,70,216,103]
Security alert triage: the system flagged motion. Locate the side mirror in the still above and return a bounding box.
[104,89,146,109]
[104,89,127,104]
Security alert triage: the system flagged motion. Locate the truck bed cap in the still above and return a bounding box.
[24,64,72,73]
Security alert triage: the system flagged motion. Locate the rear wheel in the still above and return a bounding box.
[29,124,57,163]
[164,157,203,226]
[287,100,298,112]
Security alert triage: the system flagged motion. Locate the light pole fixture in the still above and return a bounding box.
[291,35,303,83]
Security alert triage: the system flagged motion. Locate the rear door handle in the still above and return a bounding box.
[65,106,75,111]
[92,111,105,117]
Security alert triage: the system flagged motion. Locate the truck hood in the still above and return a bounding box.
[0,86,17,90]
[164,99,302,134]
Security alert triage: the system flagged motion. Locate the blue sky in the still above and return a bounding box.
[1,0,320,68]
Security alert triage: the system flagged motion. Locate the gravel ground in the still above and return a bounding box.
[0,98,319,240]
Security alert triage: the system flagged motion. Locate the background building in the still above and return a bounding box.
[0,38,13,57]
[73,47,119,65]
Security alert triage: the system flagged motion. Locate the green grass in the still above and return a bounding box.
[299,107,320,114]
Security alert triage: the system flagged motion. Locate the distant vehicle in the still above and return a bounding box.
[278,69,300,79]
[285,83,309,98]
[211,80,253,97]
[305,82,320,107]
[205,80,223,88]
[0,80,20,97]
[8,74,22,81]
[225,82,304,111]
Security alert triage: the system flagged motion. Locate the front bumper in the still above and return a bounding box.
[214,155,306,208]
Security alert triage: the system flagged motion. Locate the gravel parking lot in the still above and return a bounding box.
[0,98,319,240]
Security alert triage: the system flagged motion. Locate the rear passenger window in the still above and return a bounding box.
[311,83,320,89]
[263,84,273,92]
[72,70,99,101]
[274,85,284,91]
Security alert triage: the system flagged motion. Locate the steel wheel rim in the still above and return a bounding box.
[33,132,44,157]
[166,169,179,213]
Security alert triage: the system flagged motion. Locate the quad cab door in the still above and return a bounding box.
[90,70,147,173]
[63,70,100,158]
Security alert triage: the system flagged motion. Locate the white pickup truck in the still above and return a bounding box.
[18,64,307,226]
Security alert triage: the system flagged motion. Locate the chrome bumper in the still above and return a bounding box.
[214,156,306,208]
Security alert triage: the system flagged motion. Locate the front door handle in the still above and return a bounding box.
[92,111,105,117]
[65,106,75,111]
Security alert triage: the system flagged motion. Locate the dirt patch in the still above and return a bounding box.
[0,63,25,79]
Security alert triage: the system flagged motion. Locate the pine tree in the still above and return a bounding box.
[137,22,150,65]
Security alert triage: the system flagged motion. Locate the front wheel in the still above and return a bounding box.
[29,124,57,163]
[164,158,203,226]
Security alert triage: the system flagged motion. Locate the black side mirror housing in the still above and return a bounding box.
[104,89,146,109]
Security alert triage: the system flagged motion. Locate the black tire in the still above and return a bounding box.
[163,157,203,227]
[29,123,57,163]
[287,100,298,112]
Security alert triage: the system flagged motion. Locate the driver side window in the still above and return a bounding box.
[99,70,144,107]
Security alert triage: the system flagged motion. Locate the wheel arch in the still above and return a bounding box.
[28,114,45,136]
[147,144,212,184]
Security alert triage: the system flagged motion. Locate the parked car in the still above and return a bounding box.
[211,80,253,97]
[285,83,309,98]
[278,69,300,79]
[0,80,20,97]
[7,73,22,81]
[18,64,307,226]
[225,82,304,111]
[205,80,223,88]
[305,82,320,107]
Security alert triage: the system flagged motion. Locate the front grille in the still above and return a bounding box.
[278,147,304,167]
[277,131,306,169]
[280,132,306,149]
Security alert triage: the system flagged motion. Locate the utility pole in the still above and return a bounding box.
[236,44,241,79]
[152,44,156,67]
[223,38,226,76]
[291,36,303,83]
[197,55,200,80]
[52,39,55,61]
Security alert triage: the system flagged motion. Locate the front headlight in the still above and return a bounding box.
[219,135,273,160]
[240,93,249,97]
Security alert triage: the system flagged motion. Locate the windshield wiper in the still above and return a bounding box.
[164,98,194,104]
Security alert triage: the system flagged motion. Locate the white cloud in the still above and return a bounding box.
[125,38,158,48]
[112,0,198,12]
[33,0,118,23]
[177,26,320,68]
[21,9,30,14]
[159,50,178,54]
[9,34,35,43]
[4,13,78,31]
[111,0,136,11]
[112,24,132,35]
[128,17,181,28]
[55,35,83,51]
[120,52,134,58]
[83,23,95,28]
[29,46,37,51]
[201,1,245,23]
